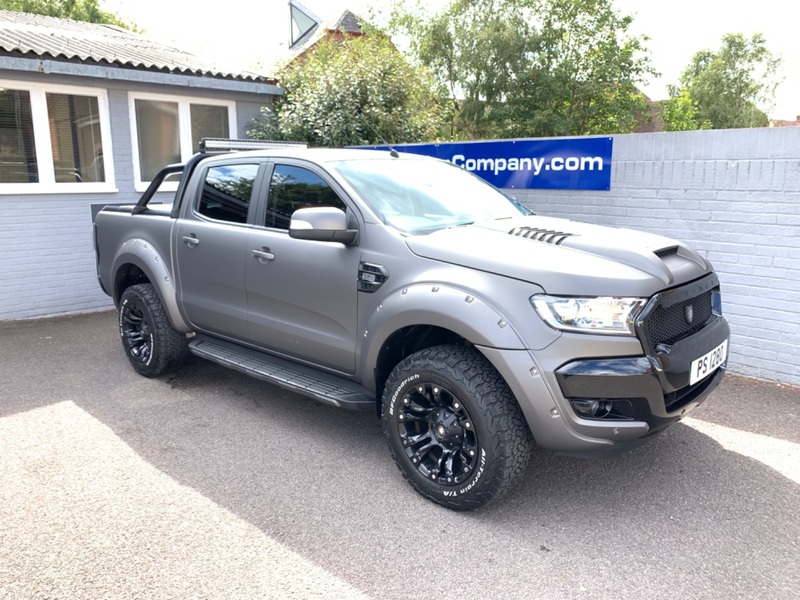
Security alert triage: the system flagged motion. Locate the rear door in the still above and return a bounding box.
[244,160,361,373]
[175,160,264,339]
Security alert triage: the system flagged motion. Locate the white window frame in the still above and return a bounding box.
[0,79,116,195]
[129,92,236,192]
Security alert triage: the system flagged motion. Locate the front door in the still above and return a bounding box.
[244,162,360,373]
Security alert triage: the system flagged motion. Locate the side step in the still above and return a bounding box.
[188,336,374,411]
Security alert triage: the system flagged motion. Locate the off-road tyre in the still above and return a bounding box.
[118,283,187,378]
[382,344,531,511]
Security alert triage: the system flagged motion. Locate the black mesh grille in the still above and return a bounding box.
[645,290,713,347]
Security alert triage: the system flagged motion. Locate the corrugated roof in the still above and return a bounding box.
[0,9,274,83]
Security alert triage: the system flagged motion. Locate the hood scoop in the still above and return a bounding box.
[509,226,576,245]
[654,246,679,259]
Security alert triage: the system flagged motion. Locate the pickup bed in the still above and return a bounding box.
[94,141,730,510]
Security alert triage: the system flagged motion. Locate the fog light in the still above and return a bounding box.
[571,399,613,419]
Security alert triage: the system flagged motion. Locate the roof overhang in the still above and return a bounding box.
[0,55,283,96]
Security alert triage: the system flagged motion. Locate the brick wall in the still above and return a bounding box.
[507,127,800,387]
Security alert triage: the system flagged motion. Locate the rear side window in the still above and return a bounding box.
[198,163,259,224]
[266,164,346,229]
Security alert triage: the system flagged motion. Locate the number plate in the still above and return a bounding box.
[689,339,728,385]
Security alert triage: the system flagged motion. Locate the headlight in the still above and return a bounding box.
[531,295,645,336]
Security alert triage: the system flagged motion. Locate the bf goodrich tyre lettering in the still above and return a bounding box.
[382,345,532,510]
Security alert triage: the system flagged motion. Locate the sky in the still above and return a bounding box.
[103,0,799,121]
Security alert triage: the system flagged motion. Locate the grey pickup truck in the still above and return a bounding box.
[94,139,730,510]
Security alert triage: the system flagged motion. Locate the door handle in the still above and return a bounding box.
[252,248,275,262]
[182,234,200,247]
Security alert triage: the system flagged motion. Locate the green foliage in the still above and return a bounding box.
[387,0,656,139]
[248,35,447,147]
[669,33,780,130]
[661,86,709,131]
[0,0,136,29]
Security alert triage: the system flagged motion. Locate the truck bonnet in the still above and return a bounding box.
[403,215,711,298]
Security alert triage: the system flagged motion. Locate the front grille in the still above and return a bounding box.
[644,289,713,347]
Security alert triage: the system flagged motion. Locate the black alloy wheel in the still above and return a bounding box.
[120,295,153,366]
[396,382,479,486]
[382,344,531,510]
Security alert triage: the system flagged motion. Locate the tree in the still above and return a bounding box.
[668,33,781,130]
[248,34,446,147]
[0,0,135,29]
[661,86,710,132]
[386,0,656,139]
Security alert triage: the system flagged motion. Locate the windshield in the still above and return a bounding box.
[332,156,530,234]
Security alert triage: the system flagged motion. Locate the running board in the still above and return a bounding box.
[188,336,374,411]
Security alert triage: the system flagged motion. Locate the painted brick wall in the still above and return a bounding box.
[507,127,800,387]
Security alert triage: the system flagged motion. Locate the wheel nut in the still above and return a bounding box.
[469,450,475,456]
[434,387,439,394]
[454,403,460,409]
[465,422,471,428]
[399,415,404,420]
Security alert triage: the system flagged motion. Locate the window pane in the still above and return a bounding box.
[191,104,229,153]
[135,99,179,181]
[47,93,104,183]
[267,165,346,229]
[0,89,38,183]
[199,163,259,224]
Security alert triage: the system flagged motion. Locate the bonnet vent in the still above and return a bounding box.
[509,227,575,245]
[654,246,679,259]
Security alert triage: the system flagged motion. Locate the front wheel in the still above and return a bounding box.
[381,345,531,510]
[118,283,187,377]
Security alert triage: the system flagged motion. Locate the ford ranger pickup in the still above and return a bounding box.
[94,139,730,510]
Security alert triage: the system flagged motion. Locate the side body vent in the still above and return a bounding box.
[358,262,389,293]
[509,227,575,245]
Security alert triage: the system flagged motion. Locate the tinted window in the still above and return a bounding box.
[135,99,179,182]
[266,165,346,229]
[47,93,105,183]
[198,163,259,224]
[0,89,38,183]
[190,104,229,154]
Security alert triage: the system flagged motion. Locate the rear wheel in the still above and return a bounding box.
[119,283,187,377]
[382,345,531,510]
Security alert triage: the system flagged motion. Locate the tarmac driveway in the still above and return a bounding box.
[1,311,798,599]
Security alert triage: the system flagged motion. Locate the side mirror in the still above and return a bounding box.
[289,207,359,245]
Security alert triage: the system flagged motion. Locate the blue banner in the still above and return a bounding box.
[362,137,613,190]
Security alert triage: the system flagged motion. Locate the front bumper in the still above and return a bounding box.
[479,279,730,458]
[555,314,729,454]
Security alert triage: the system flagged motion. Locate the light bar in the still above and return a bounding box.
[198,138,308,153]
